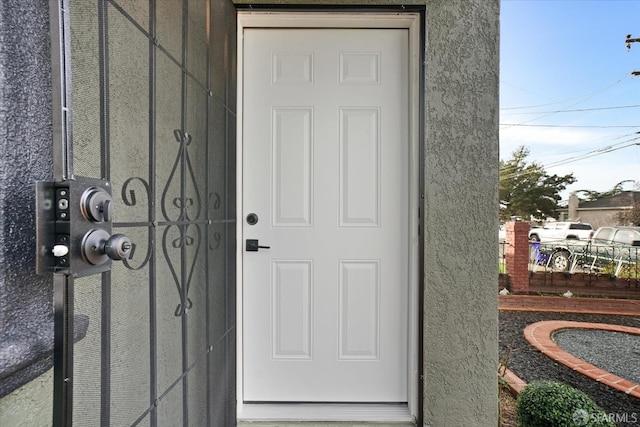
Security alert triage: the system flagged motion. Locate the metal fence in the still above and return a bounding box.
[529,241,640,280]
[498,239,640,292]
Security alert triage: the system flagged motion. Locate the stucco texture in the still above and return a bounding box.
[0,0,55,418]
[0,370,52,427]
[422,1,499,426]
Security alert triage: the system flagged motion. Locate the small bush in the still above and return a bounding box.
[515,380,615,427]
[600,261,640,279]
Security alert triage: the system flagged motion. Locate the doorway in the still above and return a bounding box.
[237,11,421,420]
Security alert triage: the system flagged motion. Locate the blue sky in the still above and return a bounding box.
[501,0,640,199]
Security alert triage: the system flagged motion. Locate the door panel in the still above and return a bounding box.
[243,28,409,402]
[272,108,313,226]
[339,108,381,226]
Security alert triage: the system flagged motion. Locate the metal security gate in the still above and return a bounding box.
[46,1,236,425]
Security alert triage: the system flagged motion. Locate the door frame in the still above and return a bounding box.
[236,11,422,419]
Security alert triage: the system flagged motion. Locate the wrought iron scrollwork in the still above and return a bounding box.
[209,232,221,251]
[161,130,202,222]
[116,130,210,315]
[209,191,221,210]
[163,224,201,317]
[161,129,203,317]
[121,177,152,271]
[122,176,150,207]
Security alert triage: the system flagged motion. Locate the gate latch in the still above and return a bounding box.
[36,176,134,277]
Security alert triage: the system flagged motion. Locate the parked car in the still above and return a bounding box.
[541,226,640,273]
[528,221,593,243]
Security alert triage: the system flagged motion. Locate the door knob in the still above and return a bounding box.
[246,239,270,252]
[104,234,134,261]
[81,229,134,265]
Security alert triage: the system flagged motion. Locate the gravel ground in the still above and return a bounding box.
[500,311,640,426]
[555,329,640,385]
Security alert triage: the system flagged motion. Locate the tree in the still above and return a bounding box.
[574,180,635,202]
[499,146,576,221]
[615,202,640,226]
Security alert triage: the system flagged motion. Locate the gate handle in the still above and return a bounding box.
[246,239,270,252]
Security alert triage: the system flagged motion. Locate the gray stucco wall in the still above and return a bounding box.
[422,1,499,426]
[0,0,54,347]
[0,0,55,424]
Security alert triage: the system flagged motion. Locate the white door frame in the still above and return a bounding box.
[236,11,421,419]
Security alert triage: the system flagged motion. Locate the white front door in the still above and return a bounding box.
[242,27,409,402]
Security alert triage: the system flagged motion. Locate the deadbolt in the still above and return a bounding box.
[81,229,133,265]
[246,213,259,225]
[80,187,113,222]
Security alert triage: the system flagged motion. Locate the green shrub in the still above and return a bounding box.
[515,380,615,427]
[600,261,640,279]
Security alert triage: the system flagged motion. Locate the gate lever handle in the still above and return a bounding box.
[246,239,270,252]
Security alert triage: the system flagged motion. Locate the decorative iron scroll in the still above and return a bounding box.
[209,191,221,210]
[118,129,213,317]
[161,129,203,316]
[121,177,152,271]
[208,191,222,250]
[163,223,201,316]
[161,129,202,223]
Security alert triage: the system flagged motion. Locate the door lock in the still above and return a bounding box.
[81,230,134,265]
[80,187,113,222]
[36,176,135,276]
[246,239,270,252]
[246,213,259,225]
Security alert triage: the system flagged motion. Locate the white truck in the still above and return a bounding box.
[539,225,640,273]
[528,221,593,243]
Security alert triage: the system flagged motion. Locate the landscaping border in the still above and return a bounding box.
[498,295,640,400]
[499,295,640,316]
[524,321,640,399]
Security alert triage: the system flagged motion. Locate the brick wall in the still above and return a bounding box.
[505,221,530,292]
[499,295,640,315]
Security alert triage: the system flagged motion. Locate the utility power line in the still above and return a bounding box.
[500,76,631,129]
[501,124,640,129]
[499,138,640,181]
[545,138,640,169]
[502,104,640,115]
[501,75,629,111]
